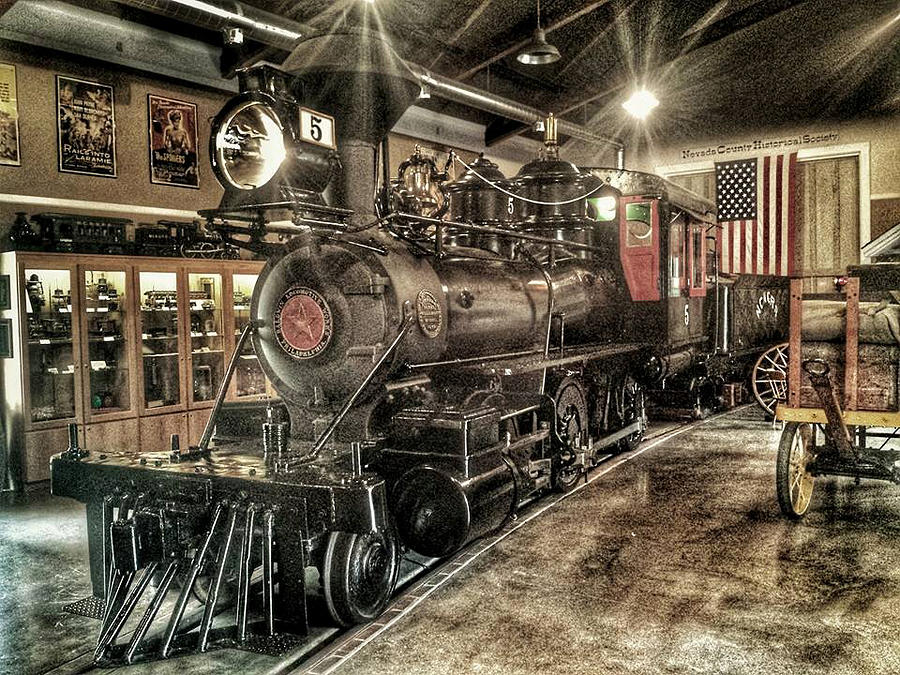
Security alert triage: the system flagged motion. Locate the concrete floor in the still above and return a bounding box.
[4,407,900,675]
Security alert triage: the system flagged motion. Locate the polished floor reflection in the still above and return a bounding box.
[339,408,900,675]
[3,407,900,675]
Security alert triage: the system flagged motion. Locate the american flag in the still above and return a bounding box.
[715,152,797,276]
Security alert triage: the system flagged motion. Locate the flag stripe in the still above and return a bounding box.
[715,151,796,276]
[772,155,784,274]
[762,156,770,275]
[787,153,797,276]
[721,217,729,273]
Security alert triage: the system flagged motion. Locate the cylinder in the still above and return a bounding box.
[391,464,515,558]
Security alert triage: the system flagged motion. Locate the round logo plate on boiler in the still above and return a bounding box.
[416,289,442,338]
[274,287,333,358]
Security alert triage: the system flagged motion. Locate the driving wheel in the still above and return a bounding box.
[552,378,587,492]
[323,529,400,626]
[618,376,647,453]
[752,342,789,415]
[776,422,816,519]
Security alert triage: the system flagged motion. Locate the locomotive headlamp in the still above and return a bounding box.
[211,98,287,191]
[587,183,620,222]
[209,68,339,210]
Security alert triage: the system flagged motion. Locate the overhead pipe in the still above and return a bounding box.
[111,0,625,165]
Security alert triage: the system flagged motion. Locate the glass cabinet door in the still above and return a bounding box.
[24,267,76,423]
[83,269,130,416]
[232,273,266,398]
[188,273,224,403]
[139,271,181,409]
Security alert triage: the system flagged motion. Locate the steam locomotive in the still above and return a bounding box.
[50,31,787,663]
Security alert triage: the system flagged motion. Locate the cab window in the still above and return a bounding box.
[625,202,653,248]
[669,215,686,297]
[692,225,704,289]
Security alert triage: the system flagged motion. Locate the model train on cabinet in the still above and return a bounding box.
[50,32,788,664]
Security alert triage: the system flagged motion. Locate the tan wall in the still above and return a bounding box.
[637,114,900,244]
[641,115,900,196]
[0,43,229,232]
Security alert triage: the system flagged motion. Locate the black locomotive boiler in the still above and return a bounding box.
[50,31,788,664]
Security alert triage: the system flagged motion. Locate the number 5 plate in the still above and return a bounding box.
[299,107,337,149]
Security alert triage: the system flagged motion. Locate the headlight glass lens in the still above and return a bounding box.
[214,101,286,190]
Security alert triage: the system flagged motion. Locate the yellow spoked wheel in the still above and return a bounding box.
[752,342,789,415]
[776,422,816,519]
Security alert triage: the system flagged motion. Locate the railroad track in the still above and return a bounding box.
[37,410,747,675]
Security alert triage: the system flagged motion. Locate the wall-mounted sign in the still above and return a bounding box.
[0,63,20,167]
[56,75,117,177]
[148,94,200,189]
[0,318,12,358]
[680,131,839,161]
[0,275,9,310]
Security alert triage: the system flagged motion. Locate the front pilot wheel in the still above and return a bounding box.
[322,529,400,627]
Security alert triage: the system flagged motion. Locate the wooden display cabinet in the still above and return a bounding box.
[0,251,265,487]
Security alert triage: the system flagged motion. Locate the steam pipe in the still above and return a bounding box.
[111,0,624,154]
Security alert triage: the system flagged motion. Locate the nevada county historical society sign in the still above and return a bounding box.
[680,131,839,160]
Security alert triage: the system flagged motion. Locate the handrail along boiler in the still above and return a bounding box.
[50,31,788,663]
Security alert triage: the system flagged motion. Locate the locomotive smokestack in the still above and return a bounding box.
[282,30,420,219]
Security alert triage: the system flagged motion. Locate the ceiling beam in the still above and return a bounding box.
[484,117,531,147]
[0,0,17,18]
[454,0,614,81]
[554,0,813,121]
[427,0,494,70]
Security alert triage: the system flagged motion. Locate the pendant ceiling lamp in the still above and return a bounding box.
[516,0,561,65]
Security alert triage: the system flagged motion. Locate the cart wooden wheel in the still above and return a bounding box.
[752,342,789,415]
[776,422,816,519]
[323,529,399,627]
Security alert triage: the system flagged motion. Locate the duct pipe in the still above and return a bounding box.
[405,64,623,151]
[116,0,305,49]
[112,0,625,157]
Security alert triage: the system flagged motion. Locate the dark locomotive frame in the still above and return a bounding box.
[49,44,789,665]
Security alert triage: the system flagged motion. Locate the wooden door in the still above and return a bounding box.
[795,156,860,288]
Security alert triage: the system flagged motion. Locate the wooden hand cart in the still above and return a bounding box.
[775,274,900,518]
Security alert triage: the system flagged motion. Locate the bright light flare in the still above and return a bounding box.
[213,101,286,190]
[622,89,660,120]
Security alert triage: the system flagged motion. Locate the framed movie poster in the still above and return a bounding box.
[0,63,20,167]
[148,94,199,188]
[56,75,116,177]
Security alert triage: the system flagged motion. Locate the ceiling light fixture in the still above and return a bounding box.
[622,89,660,119]
[516,0,560,65]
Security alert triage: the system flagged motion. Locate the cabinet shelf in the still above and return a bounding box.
[2,253,269,485]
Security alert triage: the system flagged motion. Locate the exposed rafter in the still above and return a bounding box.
[454,0,614,81]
